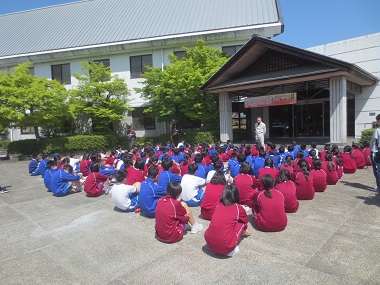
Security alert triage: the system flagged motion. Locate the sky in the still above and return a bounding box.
[0,0,379,48]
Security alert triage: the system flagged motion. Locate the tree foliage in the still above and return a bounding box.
[0,62,69,139]
[70,61,131,131]
[137,40,229,128]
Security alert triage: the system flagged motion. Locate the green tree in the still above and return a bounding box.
[70,61,131,132]
[136,39,229,129]
[0,62,69,139]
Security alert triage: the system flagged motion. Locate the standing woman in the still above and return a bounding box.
[127,126,137,149]
[171,124,180,147]
[252,174,287,232]
[294,159,315,200]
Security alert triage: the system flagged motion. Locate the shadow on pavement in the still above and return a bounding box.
[356,195,380,207]
[340,181,375,192]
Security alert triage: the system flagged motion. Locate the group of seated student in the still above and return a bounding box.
[27,139,371,257]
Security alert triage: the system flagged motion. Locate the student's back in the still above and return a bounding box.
[295,171,315,200]
[339,152,357,174]
[252,189,287,232]
[275,180,298,213]
[352,148,365,169]
[200,183,225,220]
[139,177,166,218]
[311,169,327,192]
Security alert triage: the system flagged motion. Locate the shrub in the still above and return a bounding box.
[360,128,375,144]
[8,134,119,155]
[158,133,172,144]
[0,140,10,149]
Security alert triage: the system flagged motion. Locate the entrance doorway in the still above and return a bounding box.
[269,101,330,138]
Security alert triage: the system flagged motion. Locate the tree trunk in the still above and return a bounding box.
[34,126,41,141]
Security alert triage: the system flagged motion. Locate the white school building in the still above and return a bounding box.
[0,0,378,145]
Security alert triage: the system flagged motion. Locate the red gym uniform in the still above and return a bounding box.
[80,159,91,176]
[252,189,287,232]
[204,203,248,255]
[280,164,294,174]
[234,174,257,208]
[311,169,327,192]
[125,167,144,185]
[321,161,339,185]
[275,180,299,213]
[339,153,357,174]
[84,172,108,197]
[295,172,315,200]
[200,184,225,220]
[363,147,372,166]
[352,149,365,169]
[155,195,189,243]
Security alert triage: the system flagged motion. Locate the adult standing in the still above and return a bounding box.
[369,114,380,192]
[255,117,266,149]
[127,126,137,149]
[171,124,180,147]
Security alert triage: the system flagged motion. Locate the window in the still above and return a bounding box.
[51,63,71,84]
[90,59,110,81]
[92,59,110,68]
[21,126,34,134]
[132,108,155,130]
[174,51,186,60]
[222,45,243,57]
[130,54,153,79]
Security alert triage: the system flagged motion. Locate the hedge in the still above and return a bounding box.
[0,140,10,149]
[360,128,375,144]
[159,130,220,145]
[8,134,118,155]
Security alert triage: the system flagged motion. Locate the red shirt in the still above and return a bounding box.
[80,160,91,176]
[84,172,108,197]
[155,195,189,243]
[234,174,257,208]
[305,157,314,170]
[311,169,327,192]
[339,153,357,174]
[280,164,294,174]
[105,156,115,166]
[295,172,315,200]
[204,203,248,255]
[200,184,225,220]
[363,147,372,166]
[202,156,212,166]
[258,167,279,181]
[180,162,189,177]
[337,165,343,179]
[321,161,339,185]
[352,149,365,169]
[319,151,327,162]
[275,180,299,213]
[252,189,287,232]
[125,167,144,185]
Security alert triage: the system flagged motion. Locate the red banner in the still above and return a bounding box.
[244,93,297,108]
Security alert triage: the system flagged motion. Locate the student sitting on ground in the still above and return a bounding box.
[180,163,206,207]
[111,170,141,212]
[294,159,315,200]
[258,158,279,182]
[38,154,50,178]
[322,153,339,185]
[157,156,182,190]
[280,155,294,174]
[252,174,287,232]
[234,162,259,209]
[50,165,82,197]
[69,152,80,174]
[275,169,299,213]
[201,171,227,220]
[29,154,41,176]
[99,158,117,177]
[339,145,357,174]
[362,142,372,167]
[43,160,57,192]
[204,185,250,257]
[311,159,327,192]
[84,163,110,197]
[79,154,91,176]
[139,166,166,218]
[352,143,366,169]
[155,182,203,243]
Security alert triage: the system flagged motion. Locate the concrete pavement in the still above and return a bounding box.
[0,159,379,285]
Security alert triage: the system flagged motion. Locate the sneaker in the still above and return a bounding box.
[0,189,9,194]
[105,185,112,195]
[190,223,203,234]
[185,223,192,231]
[375,187,380,193]
[227,245,240,257]
[134,208,142,213]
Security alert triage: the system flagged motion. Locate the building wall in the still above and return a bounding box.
[4,39,247,141]
[307,33,380,138]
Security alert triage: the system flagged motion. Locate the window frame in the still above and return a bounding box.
[51,63,71,84]
[130,54,153,79]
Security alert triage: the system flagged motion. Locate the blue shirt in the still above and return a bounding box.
[44,169,57,191]
[139,178,166,217]
[50,169,80,197]
[99,165,117,176]
[195,163,212,179]
[28,159,39,174]
[38,159,49,177]
[157,170,182,190]
[253,157,265,177]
